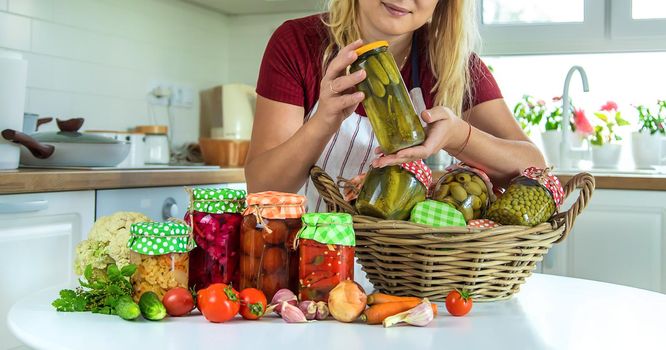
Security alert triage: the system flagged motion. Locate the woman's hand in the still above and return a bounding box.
[371,106,468,167]
[312,39,367,134]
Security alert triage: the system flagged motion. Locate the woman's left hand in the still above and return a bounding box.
[372,106,468,167]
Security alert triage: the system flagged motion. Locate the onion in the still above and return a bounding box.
[328,280,367,323]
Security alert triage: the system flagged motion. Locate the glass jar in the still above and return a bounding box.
[355,160,432,220]
[297,213,355,302]
[185,187,246,291]
[487,167,564,227]
[350,41,425,155]
[240,191,306,300]
[128,221,194,301]
[431,164,495,222]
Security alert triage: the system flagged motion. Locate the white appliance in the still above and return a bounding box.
[0,51,28,170]
[210,84,256,140]
[96,183,246,222]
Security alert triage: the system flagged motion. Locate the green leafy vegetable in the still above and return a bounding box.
[52,263,136,318]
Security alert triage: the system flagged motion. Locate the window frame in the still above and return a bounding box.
[478,0,666,56]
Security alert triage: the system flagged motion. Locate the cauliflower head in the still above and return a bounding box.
[74,211,151,275]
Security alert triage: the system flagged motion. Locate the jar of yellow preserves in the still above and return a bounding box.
[350,41,425,155]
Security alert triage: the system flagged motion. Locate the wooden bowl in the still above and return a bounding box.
[198,138,250,167]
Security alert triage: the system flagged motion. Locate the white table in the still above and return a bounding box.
[8,274,666,350]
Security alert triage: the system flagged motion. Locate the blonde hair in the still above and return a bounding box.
[322,0,479,115]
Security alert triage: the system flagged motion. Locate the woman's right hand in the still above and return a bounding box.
[314,39,367,133]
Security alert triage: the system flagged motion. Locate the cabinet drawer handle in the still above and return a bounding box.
[0,200,49,214]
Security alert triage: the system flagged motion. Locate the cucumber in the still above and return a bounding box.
[367,56,390,85]
[115,298,141,321]
[378,53,401,84]
[138,292,167,321]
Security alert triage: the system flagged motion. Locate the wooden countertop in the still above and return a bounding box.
[1,167,665,195]
[0,167,245,194]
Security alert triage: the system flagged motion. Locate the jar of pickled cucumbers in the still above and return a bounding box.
[240,191,306,301]
[350,41,425,155]
[431,163,496,222]
[355,159,432,220]
[487,167,564,226]
[128,221,194,301]
[297,213,355,302]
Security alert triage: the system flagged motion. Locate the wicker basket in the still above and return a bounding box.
[310,166,595,302]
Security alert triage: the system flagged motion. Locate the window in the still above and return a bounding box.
[632,0,666,20]
[479,0,666,56]
[482,0,585,24]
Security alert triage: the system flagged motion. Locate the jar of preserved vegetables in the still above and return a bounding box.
[487,167,564,226]
[431,163,496,222]
[355,159,432,220]
[185,187,246,291]
[240,191,307,300]
[128,221,194,301]
[297,213,355,302]
[350,41,425,155]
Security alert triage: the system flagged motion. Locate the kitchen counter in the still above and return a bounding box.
[8,274,666,350]
[0,167,245,194]
[2,167,666,195]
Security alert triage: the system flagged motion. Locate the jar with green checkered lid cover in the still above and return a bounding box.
[128,221,194,301]
[297,213,355,302]
[185,187,246,291]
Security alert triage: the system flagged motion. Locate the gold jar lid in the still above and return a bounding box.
[134,125,168,135]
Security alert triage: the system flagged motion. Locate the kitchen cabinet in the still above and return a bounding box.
[0,191,95,350]
[542,189,666,293]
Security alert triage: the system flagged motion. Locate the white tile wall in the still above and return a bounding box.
[227,11,314,85]
[0,0,229,145]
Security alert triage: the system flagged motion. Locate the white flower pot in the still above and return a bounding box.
[631,131,665,169]
[592,144,622,169]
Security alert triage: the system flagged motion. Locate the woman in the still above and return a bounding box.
[245,0,545,211]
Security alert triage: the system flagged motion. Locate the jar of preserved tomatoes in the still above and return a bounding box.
[240,191,307,300]
[355,159,432,220]
[185,187,246,291]
[350,41,425,155]
[128,221,194,301]
[297,213,355,302]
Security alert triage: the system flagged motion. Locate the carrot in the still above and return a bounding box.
[367,293,421,305]
[360,300,438,325]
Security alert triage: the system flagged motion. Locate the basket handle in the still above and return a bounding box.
[309,166,357,214]
[552,172,596,243]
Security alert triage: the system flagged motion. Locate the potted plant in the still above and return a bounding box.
[513,95,545,137]
[590,101,630,168]
[539,97,592,166]
[632,101,666,169]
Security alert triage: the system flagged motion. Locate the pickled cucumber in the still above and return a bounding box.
[378,53,401,84]
[367,56,390,85]
[367,75,386,98]
[355,165,426,220]
[486,178,556,226]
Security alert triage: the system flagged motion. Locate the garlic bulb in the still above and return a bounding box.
[383,299,434,328]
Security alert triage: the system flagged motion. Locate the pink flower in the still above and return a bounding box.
[600,101,618,111]
[574,108,594,135]
[537,99,546,106]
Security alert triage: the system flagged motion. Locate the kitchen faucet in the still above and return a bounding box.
[559,66,589,170]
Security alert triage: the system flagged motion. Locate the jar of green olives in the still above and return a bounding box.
[487,167,564,227]
[355,160,432,220]
[350,41,425,155]
[431,164,495,222]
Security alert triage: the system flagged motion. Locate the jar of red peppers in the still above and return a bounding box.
[240,191,307,300]
[185,187,246,291]
[297,213,355,302]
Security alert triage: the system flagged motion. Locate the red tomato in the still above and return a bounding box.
[445,290,473,317]
[162,287,195,317]
[197,283,240,323]
[239,288,267,320]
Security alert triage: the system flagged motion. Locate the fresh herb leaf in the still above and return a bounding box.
[120,265,137,277]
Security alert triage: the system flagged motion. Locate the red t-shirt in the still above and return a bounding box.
[256,14,502,118]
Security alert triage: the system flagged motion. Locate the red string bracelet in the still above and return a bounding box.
[451,121,472,158]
